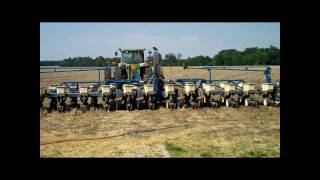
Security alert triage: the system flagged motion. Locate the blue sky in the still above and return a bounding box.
[40,23,280,60]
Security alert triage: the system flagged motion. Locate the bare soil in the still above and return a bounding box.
[40,66,280,157]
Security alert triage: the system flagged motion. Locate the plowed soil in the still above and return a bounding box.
[40,66,280,157]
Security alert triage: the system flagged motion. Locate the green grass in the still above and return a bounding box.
[241,149,268,157]
[165,142,223,157]
[164,141,280,158]
[267,144,280,157]
[165,142,186,156]
[200,146,222,157]
[233,141,280,158]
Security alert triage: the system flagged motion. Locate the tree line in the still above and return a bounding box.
[160,46,280,66]
[40,60,61,66]
[40,46,279,67]
[46,56,121,67]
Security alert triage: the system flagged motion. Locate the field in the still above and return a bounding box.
[40,66,280,157]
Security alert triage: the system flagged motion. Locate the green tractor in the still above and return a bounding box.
[105,48,164,81]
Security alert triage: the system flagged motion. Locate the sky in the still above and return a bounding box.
[40,23,280,60]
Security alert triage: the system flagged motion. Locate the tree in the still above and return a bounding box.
[57,46,279,67]
[177,53,182,60]
[162,53,178,66]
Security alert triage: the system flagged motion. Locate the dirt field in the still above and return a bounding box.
[40,66,280,157]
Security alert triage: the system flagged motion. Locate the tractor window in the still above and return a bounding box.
[122,52,143,64]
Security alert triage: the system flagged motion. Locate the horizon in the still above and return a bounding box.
[40,45,279,61]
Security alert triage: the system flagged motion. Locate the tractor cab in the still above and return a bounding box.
[119,49,145,64]
[114,48,152,81]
